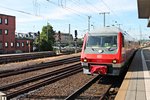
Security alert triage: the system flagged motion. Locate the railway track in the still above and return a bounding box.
[0,62,82,99]
[0,50,135,100]
[0,56,80,78]
[65,51,137,100]
[0,51,56,64]
[65,75,116,100]
[65,75,112,100]
[65,75,101,100]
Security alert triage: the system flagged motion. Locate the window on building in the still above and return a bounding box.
[0,42,2,49]
[22,42,24,47]
[17,42,20,47]
[0,29,2,35]
[0,18,2,24]
[5,29,8,35]
[11,42,14,47]
[5,42,8,47]
[5,18,8,25]
[25,34,28,37]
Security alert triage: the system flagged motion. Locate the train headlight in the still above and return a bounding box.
[112,59,117,64]
[83,58,87,62]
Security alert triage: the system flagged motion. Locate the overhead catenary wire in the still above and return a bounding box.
[70,0,104,28]
[0,5,34,16]
[46,0,92,30]
[84,0,102,12]
[70,0,98,13]
[46,0,91,35]
[46,0,87,18]
[99,0,128,29]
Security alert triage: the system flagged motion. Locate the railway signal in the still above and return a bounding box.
[37,31,40,51]
[74,30,78,41]
[58,31,61,53]
[58,31,61,41]
[74,30,78,53]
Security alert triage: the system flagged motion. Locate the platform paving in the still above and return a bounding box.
[115,47,150,100]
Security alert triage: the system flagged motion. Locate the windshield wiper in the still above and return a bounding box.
[91,47,95,51]
[108,47,117,51]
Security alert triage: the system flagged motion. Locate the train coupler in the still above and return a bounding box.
[90,65,107,75]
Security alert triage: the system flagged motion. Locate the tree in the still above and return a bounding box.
[35,23,55,51]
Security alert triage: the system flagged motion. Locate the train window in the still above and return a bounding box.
[122,35,125,47]
[86,36,101,47]
[102,36,117,47]
[86,35,117,48]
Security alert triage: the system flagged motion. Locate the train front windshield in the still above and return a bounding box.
[84,35,118,54]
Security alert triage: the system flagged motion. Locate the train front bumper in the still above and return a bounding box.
[81,62,124,76]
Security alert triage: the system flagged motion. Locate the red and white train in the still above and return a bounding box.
[80,27,139,76]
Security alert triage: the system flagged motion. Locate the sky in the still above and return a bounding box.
[0,0,150,40]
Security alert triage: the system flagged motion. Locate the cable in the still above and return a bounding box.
[100,0,129,29]
[0,4,40,17]
[84,0,102,12]
[70,0,97,13]
[46,0,88,19]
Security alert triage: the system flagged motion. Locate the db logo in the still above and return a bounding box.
[97,55,102,58]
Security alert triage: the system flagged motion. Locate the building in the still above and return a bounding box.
[0,14,33,54]
[0,14,16,53]
[15,32,39,51]
[54,32,73,46]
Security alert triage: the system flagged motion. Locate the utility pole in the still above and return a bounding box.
[139,25,142,46]
[58,31,61,53]
[88,16,91,32]
[99,12,110,27]
[69,24,71,46]
[69,24,70,34]
[47,22,49,41]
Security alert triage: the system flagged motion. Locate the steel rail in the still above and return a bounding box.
[0,57,79,78]
[0,56,79,75]
[99,85,113,100]
[0,62,80,91]
[6,65,82,99]
[0,51,56,64]
[65,75,101,100]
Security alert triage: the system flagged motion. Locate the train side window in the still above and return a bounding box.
[122,36,124,47]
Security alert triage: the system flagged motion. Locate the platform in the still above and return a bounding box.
[115,47,150,100]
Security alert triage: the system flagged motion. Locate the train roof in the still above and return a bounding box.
[87,27,138,42]
[89,27,123,35]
